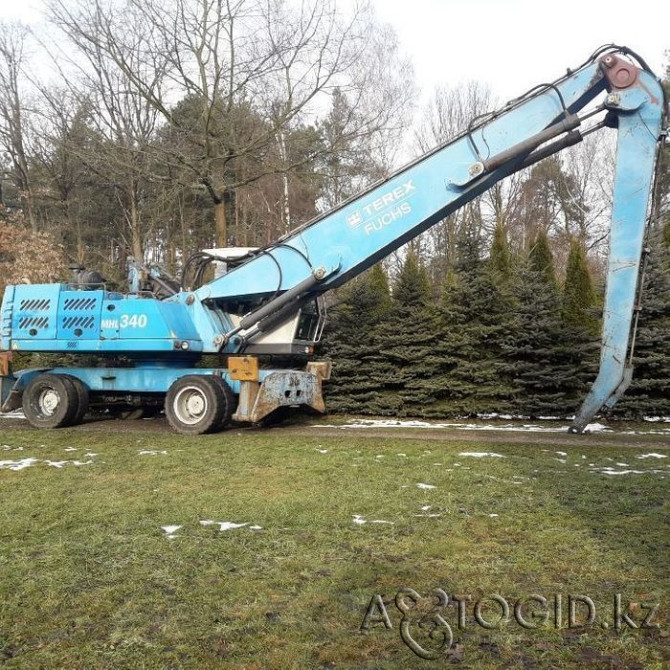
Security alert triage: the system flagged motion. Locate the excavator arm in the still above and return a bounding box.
[179,47,666,429]
[570,63,666,431]
[1,45,666,433]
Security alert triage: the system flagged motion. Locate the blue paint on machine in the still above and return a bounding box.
[0,46,666,434]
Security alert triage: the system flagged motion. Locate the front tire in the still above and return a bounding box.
[165,375,234,435]
[60,375,89,426]
[22,373,79,429]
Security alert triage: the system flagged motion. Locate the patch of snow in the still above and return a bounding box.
[1,457,93,470]
[352,514,393,525]
[397,453,407,457]
[161,525,182,538]
[315,448,328,454]
[162,525,182,534]
[459,452,505,458]
[0,458,39,471]
[584,423,609,433]
[199,519,252,531]
[421,505,432,511]
[315,417,670,435]
[637,453,668,460]
[478,413,518,420]
[589,465,669,476]
[249,525,263,531]
[489,514,499,518]
[217,522,249,531]
[64,447,78,452]
[596,469,646,476]
[555,451,567,456]
[416,483,436,490]
[44,460,68,469]
[0,410,25,420]
[138,449,168,455]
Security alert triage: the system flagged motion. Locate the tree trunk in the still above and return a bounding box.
[129,182,142,260]
[215,201,227,247]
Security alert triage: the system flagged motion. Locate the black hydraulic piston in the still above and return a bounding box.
[239,268,325,331]
[481,114,581,173]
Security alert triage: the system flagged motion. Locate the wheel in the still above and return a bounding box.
[60,375,89,426]
[208,376,235,431]
[22,373,80,429]
[165,375,234,435]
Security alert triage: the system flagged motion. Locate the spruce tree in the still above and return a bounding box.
[371,250,438,416]
[504,235,588,417]
[560,238,601,412]
[614,221,670,418]
[320,264,393,413]
[428,231,516,416]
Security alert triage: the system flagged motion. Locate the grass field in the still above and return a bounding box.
[0,421,668,668]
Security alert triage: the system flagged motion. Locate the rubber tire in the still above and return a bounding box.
[208,376,236,432]
[59,375,89,426]
[165,375,230,435]
[22,373,80,429]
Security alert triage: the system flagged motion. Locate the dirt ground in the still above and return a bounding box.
[2,413,669,450]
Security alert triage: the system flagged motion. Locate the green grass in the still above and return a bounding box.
[0,426,668,668]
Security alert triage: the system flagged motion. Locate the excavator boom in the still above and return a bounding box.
[0,45,666,433]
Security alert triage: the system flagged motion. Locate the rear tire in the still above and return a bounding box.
[165,375,233,435]
[22,373,79,429]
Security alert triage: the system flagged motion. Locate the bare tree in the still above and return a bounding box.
[412,82,497,283]
[0,22,37,232]
[47,0,413,250]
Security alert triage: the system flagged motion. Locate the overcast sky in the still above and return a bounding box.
[5,0,668,103]
[367,0,668,101]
